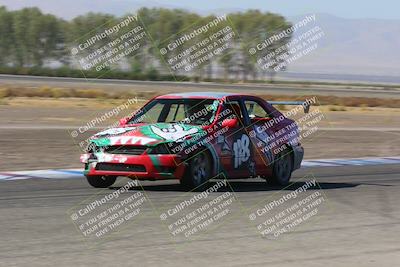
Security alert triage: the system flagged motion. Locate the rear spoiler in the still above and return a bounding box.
[269,101,311,113]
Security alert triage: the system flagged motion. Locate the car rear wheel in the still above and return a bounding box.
[86,175,117,188]
[269,149,293,186]
[180,151,212,190]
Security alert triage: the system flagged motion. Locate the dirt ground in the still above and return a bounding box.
[0,98,399,171]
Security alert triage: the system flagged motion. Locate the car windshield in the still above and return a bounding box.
[128,98,220,125]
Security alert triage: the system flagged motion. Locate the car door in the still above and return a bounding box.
[241,97,280,177]
[216,99,255,178]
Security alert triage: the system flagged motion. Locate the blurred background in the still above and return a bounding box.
[0,0,400,81]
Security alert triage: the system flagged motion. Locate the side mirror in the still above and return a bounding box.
[222,118,238,128]
[119,117,129,126]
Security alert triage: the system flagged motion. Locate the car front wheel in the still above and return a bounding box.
[180,151,212,190]
[86,175,117,188]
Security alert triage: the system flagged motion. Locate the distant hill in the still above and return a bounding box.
[287,14,400,76]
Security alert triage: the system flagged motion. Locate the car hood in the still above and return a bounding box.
[90,123,205,147]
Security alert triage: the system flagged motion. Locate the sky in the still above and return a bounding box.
[0,0,399,20]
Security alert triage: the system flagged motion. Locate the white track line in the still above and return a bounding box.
[1,156,400,181]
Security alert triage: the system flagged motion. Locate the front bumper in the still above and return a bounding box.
[80,153,186,180]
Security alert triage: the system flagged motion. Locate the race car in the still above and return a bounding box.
[80,92,307,189]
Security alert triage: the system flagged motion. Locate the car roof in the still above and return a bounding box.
[156,92,243,99]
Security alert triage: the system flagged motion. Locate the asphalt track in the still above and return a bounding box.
[1,164,399,266]
[1,74,400,99]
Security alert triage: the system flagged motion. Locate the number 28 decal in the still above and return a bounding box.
[233,134,250,168]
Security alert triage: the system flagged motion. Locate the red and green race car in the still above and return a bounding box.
[80,92,307,189]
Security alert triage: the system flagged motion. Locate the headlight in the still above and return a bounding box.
[149,144,173,154]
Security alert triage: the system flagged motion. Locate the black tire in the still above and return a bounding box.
[180,151,212,190]
[86,175,117,188]
[269,149,293,186]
